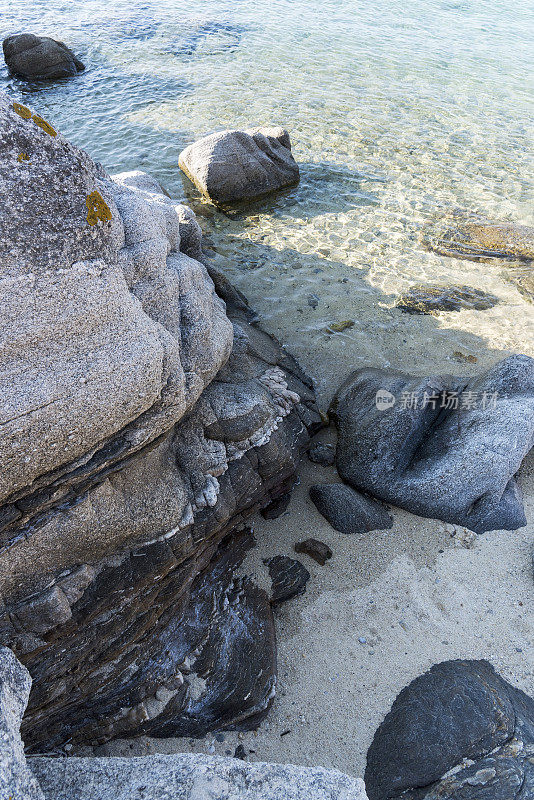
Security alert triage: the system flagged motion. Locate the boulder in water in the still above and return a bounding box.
[178,127,299,205]
[3,33,85,79]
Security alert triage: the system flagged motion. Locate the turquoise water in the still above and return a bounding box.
[2,0,534,400]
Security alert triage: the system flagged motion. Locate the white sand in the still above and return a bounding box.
[95,432,534,779]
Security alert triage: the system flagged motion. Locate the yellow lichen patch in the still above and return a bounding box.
[86,190,112,226]
[17,153,30,163]
[12,102,32,119]
[32,114,57,137]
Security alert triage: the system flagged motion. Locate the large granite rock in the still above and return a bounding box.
[0,647,44,800]
[365,659,534,800]
[30,753,368,800]
[0,93,320,750]
[3,34,85,79]
[331,355,534,533]
[178,127,299,205]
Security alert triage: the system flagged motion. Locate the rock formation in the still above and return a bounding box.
[309,484,393,535]
[178,127,300,205]
[365,659,534,800]
[3,34,85,79]
[0,93,320,751]
[331,355,534,533]
[0,647,44,800]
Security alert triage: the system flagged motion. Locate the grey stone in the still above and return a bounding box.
[365,659,534,800]
[0,647,43,800]
[176,203,204,261]
[3,34,84,79]
[30,753,368,800]
[266,556,310,605]
[0,93,320,749]
[179,127,299,205]
[309,484,393,535]
[307,442,336,466]
[332,355,534,533]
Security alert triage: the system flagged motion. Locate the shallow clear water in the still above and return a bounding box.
[2,0,534,402]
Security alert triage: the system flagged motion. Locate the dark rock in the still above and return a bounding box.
[3,34,85,79]
[307,442,336,466]
[331,355,534,533]
[0,647,43,799]
[309,484,393,535]
[294,539,332,566]
[395,284,498,314]
[234,744,247,760]
[365,659,534,800]
[260,492,292,519]
[266,557,310,606]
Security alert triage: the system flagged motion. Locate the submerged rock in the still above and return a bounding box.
[331,355,534,533]
[395,283,499,314]
[266,556,310,605]
[0,648,43,800]
[424,218,534,301]
[309,484,393,535]
[294,538,332,565]
[178,127,299,205]
[365,659,534,800]
[0,93,320,750]
[31,752,369,800]
[3,33,85,79]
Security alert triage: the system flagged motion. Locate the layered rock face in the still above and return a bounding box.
[0,94,319,750]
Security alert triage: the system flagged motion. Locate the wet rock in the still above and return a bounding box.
[424,218,534,301]
[179,127,299,205]
[0,647,43,799]
[395,284,499,314]
[0,93,320,750]
[365,659,534,800]
[266,556,310,605]
[309,484,393,535]
[30,752,369,800]
[294,538,332,566]
[3,34,85,79]
[331,355,534,533]
[307,442,336,466]
[260,492,292,519]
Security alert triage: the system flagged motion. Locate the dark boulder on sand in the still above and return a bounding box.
[310,484,393,535]
[365,659,534,800]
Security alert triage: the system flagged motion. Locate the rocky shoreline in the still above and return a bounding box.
[0,28,533,800]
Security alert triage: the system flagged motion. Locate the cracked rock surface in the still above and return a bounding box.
[0,93,320,750]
